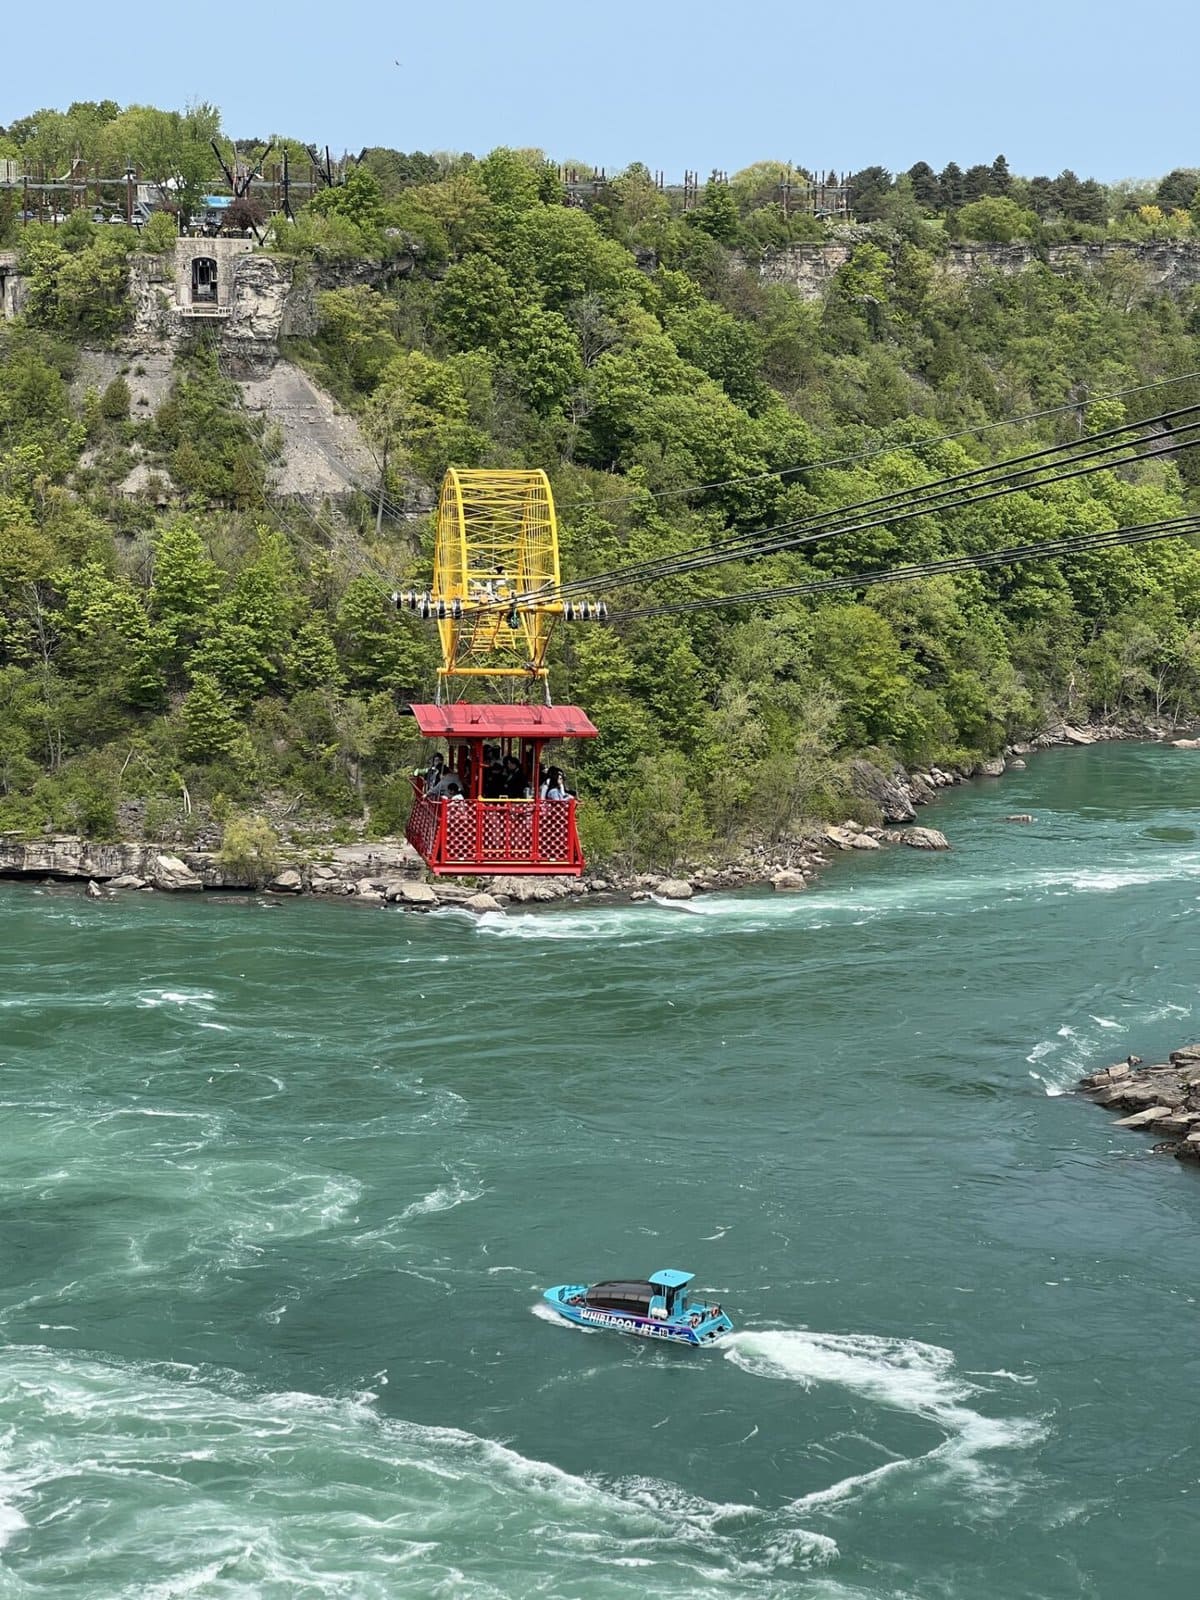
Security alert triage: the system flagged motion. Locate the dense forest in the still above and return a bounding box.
[3,102,1200,870]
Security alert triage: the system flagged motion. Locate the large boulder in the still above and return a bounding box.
[394,880,438,908]
[655,877,694,900]
[150,853,203,892]
[464,892,502,913]
[269,869,303,893]
[771,869,807,892]
[489,876,573,902]
[887,827,950,851]
[1171,738,1200,750]
[429,883,476,904]
[1061,725,1096,745]
[979,757,1006,777]
[1113,1106,1173,1127]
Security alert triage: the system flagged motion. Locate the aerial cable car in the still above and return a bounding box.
[402,469,607,877]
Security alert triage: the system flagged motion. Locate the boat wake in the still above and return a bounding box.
[530,1299,598,1332]
[722,1328,1043,1509]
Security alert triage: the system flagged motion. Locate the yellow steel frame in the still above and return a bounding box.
[432,468,565,688]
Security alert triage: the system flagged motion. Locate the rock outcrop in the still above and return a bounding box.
[849,758,917,823]
[752,240,1200,305]
[1080,1048,1200,1164]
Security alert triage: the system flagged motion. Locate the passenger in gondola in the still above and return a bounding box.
[540,766,569,800]
[423,752,445,791]
[483,755,506,799]
[429,768,463,799]
[503,755,527,798]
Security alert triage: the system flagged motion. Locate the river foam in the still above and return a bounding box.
[0,1346,836,1596]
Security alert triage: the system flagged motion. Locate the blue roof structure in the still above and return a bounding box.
[202,195,232,209]
[649,1269,694,1289]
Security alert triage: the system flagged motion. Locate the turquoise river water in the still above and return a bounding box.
[1,742,1198,1598]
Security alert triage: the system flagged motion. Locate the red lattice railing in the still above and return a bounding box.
[405,787,584,876]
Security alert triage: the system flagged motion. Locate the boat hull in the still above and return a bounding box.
[542,1285,732,1346]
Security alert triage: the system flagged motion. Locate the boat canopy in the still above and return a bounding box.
[584,1280,656,1313]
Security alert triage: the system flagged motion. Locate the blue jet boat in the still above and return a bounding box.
[542,1269,733,1346]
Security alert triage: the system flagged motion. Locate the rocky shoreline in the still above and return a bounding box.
[0,718,1190,913]
[1079,1048,1200,1166]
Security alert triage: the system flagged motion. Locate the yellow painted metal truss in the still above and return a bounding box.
[431,469,565,687]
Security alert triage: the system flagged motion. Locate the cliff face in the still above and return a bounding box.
[121,245,416,374]
[753,240,1200,302]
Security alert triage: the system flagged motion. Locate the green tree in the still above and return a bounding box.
[216,811,280,885]
[181,672,244,761]
[954,195,1038,242]
[686,178,740,244]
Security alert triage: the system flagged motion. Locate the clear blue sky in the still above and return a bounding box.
[4,0,1197,182]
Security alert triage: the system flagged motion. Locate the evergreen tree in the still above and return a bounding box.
[963,164,994,202]
[907,161,941,210]
[847,166,892,221]
[938,162,965,208]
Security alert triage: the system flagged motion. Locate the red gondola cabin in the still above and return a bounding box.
[404,703,598,876]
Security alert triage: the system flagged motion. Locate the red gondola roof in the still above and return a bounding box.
[407,703,599,739]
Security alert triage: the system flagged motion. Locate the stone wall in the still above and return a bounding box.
[753,239,1200,302]
[122,244,413,375]
[172,235,254,310]
[0,250,25,319]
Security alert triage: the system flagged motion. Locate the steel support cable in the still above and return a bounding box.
[251,390,1200,608]
[512,410,1200,607]
[519,407,1200,604]
[610,514,1200,620]
[234,437,403,597]
[366,377,1200,553]
[565,369,1200,514]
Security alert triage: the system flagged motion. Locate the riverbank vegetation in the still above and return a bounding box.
[3,108,1200,869]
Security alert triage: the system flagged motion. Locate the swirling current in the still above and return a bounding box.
[1,742,1198,1598]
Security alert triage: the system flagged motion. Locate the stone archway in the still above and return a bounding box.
[191,256,218,304]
